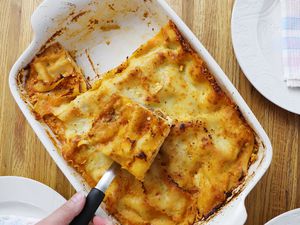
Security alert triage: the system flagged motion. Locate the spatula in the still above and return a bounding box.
[70,163,119,225]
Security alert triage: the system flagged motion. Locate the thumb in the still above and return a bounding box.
[36,192,86,225]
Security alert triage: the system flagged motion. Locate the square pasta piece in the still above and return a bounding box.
[22,43,88,118]
[52,87,171,181]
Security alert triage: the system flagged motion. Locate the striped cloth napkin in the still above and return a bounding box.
[281,0,300,87]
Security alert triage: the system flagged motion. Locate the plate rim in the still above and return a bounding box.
[231,0,300,115]
[0,176,66,217]
[265,208,300,225]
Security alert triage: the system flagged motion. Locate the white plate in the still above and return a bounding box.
[232,0,300,115]
[0,176,66,220]
[265,208,300,225]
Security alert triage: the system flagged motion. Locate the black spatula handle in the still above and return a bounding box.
[70,188,105,225]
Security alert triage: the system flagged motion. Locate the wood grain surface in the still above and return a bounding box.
[0,0,299,224]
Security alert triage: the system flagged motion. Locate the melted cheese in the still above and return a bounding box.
[105,169,177,225]
[143,158,196,223]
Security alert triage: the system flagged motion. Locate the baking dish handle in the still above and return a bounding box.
[30,0,86,42]
[31,0,63,38]
[207,198,248,225]
[230,201,248,225]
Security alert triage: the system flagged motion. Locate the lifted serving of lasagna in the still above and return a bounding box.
[48,87,171,182]
[18,21,256,225]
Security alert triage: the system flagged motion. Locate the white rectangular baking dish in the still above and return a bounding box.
[9,0,272,224]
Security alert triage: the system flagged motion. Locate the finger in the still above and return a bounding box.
[93,216,112,225]
[36,192,86,225]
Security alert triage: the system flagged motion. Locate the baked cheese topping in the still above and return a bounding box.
[50,87,170,181]
[19,20,256,224]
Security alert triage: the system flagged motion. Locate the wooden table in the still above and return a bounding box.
[0,0,299,224]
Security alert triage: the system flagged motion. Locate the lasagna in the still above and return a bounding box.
[23,43,88,117]
[19,21,256,224]
[49,87,170,181]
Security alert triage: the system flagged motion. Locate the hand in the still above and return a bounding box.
[36,192,110,225]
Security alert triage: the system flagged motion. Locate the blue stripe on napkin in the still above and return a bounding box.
[282,17,300,29]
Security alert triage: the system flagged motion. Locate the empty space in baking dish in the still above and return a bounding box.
[33,0,168,83]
